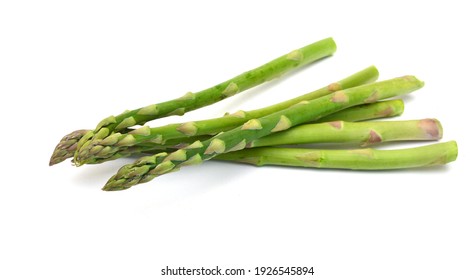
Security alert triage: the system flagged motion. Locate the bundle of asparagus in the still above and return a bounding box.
[50,38,458,191]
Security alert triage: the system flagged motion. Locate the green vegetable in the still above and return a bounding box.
[247,118,442,147]
[72,66,379,165]
[100,117,440,160]
[73,38,337,165]
[215,141,458,170]
[49,99,402,166]
[103,76,424,191]
[317,99,404,122]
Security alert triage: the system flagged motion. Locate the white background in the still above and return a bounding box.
[1,1,472,279]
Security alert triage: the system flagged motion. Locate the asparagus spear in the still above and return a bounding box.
[74,66,379,165]
[164,99,405,148]
[103,76,424,191]
[73,38,337,164]
[48,98,403,166]
[214,141,458,170]
[317,99,403,122]
[110,118,442,158]
[247,118,442,147]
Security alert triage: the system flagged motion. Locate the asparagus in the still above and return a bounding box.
[101,104,411,164]
[49,130,90,166]
[214,141,458,170]
[73,38,337,164]
[317,99,403,122]
[103,76,424,191]
[48,99,403,166]
[247,118,442,148]
[73,66,380,165]
[111,118,442,157]
[164,99,404,149]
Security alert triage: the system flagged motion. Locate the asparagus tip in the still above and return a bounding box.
[102,163,150,191]
[49,157,64,166]
[49,129,90,166]
[102,176,132,191]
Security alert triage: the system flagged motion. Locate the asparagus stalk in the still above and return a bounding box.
[73,38,337,164]
[247,118,442,148]
[103,76,424,191]
[317,99,403,122]
[164,99,404,149]
[74,66,379,165]
[117,118,442,157]
[214,141,458,170]
[48,98,403,166]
